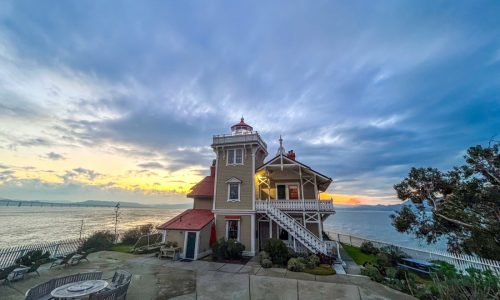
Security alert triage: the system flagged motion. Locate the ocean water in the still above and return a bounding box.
[324,209,447,251]
[0,206,184,248]
[0,206,446,251]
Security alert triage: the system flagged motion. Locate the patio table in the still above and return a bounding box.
[51,279,108,299]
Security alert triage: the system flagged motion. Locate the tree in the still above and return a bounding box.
[391,142,500,259]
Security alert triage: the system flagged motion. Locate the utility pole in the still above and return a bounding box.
[114,203,120,243]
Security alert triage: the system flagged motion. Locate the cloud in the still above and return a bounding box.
[44,152,66,161]
[0,1,499,204]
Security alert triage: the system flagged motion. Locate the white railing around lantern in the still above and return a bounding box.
[212,132,267,149]
[260,201,328,254]
[255,199,335,212]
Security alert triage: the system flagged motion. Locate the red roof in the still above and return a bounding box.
[157,209,214,231]
[231,117,253,131]
[186,175,214,198]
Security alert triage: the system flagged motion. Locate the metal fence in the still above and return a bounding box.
[326,231,500,275]
[0,239,82,268]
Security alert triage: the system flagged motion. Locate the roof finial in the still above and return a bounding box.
[276,135,286,156]
[241,116,244,122]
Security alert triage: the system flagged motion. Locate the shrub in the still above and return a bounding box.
[375,252,391,268]
[226,239,245,259]
[318,253,333,265]
[81,231,115,252]
[121,223,154,245]
[287,258,305,272]
[306,254,320,269]
[211,238,227,261]
[15,250,50,266]
[379,245,407,267]
[261,258,273,268]
[360,241,379,255]
[361,265,384,282]
[263,239,290,266]
[211,238,245,261]
[259,251,270,262]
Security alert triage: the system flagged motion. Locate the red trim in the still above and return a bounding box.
[224,215,241,220]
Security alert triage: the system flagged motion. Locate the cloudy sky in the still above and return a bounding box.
[0,1,499,205]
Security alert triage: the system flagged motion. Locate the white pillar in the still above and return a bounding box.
[251,213,256,256]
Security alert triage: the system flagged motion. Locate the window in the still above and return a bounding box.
[276,183,300,200]
[226,220,239,240]
[288,185,299,200]
[277,185,286,200]
[228,183,240,201]
[227,148,243,165]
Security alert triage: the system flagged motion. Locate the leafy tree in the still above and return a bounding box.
[391,142,500,259]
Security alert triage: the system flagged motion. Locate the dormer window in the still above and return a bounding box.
[226,177,241,202]
[227,148,243,165]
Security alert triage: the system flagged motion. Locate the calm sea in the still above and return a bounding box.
[0,206,446,251]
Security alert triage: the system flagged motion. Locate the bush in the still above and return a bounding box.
[211,238,245,261]
[375,252,391,268]
[263,239,290,266]
[306,254,320,269]
[287,258,306,272]
[318,253,334,265]
[261,258,273,268]
[15,250,50,266]
[360,241,379,255]
[379,245,407,267]
[259,251,270,262]
[121,223,154,245]
[81,231,115,252]
[362,265,384,282]
[226,239,245,259]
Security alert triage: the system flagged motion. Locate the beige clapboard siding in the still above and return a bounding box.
[214,145,255,210]
[193,198,213,209]
[198,222,212,255]
[214,214,252,252]
[165,229,186,249]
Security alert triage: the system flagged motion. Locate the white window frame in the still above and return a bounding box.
[227,182,240,202]
[226,148,244,165]
[225,219,240,241]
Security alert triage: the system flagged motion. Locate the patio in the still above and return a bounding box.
[0,251,414,299]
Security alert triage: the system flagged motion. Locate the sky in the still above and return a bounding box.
[0,1,499,206]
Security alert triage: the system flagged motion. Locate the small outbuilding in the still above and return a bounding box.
[156,209,214,260]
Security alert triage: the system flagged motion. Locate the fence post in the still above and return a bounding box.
[53,243,60,258]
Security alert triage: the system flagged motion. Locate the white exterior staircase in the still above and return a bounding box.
[260,201,331,255]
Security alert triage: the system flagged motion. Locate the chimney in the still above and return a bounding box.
[210,159,216,177]
[287,150,296,160]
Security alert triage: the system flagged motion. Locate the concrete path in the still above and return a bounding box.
[338,244,362,275]
[0,251,415,300]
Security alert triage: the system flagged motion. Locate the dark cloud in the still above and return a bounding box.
[44,152,66,161]
[1,1,500,201]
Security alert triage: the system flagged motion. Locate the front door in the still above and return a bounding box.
[259,222,270,250]
[185,232,196,259]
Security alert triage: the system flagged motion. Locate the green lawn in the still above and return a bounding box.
[111,244,134,253]
[341,243,376,265]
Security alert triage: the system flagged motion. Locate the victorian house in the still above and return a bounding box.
[157,118,336,259]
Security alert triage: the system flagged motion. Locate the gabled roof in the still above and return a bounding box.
[186,175,214,198]
[156,209,214,231]
[256,154,332,182]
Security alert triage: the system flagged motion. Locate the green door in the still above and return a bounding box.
[186,232,196,259]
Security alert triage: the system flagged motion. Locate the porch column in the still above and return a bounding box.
[251,213,256,255]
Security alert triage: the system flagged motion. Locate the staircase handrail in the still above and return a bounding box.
[262,201,326,253]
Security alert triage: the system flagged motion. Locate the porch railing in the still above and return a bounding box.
[256,199,335,212]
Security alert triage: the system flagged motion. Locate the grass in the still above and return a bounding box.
[111,244,134,253]
[341,243,377,265]
[304,264,336,275]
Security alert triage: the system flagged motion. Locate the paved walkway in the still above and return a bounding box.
[338,244,362,275]
[0,251,414,300]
